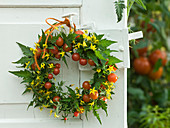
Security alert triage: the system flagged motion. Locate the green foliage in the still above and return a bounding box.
[115,0,126,22]
[9,70,32,78]
[16,42,33,56]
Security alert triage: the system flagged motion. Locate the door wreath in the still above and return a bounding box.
[9,17,122,124]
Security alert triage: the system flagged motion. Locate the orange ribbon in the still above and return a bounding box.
[34,17,75,70]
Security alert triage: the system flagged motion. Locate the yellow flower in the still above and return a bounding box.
[96,69,101,73]
[43,44,48,48]
[107,65,115,73]
[50,100,53,104]
[34,42,40,47]
[36,76,40,80]
[33,49,38,55]
[27,88,32,90]
[45,30,50,35]
[80,100,85,105]
[88,101,94,106]
[37,71,40,74]
[70,84,74,87]
[45,91,52,95]
[31,80,34,85]
[54,113,60,118]
[90,87,97,95]
[25,61,30,69]
[39,107,43,111]
[75,87,80,91]
[45,53,50,60]
[48,63,54,68]
[83,41,87,47]
[90,43,96,51]
[41,63,45,69]
[70,29,74,33]
[72,40,76,44]
[49,110,53,116]
[92,34,96,40]
[53,78,56,81]
[76,43,81,48]
[87,36,91,41]
[61,25,64,28]
[60,51,65,57]
[83,34,87,39]
[30,48,34,51]
[94,40,99,43]
[76,93,82,98]
[46,95,50,99]
[39,90,45,93]
[42,104,50,108]
[84,30,88,34]
[55,27,59,31]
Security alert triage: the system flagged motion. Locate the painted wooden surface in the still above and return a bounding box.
[0,0,128,128]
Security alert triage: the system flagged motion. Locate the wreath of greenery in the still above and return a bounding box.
[9,17,122,124]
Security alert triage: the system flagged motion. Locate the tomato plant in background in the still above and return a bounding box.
[127,0,170,127]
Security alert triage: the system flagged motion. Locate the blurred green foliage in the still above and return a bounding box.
[128,0,170,127]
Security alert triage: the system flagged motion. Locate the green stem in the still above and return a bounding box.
[127,0,135,19]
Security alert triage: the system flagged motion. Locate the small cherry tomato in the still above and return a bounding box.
[55,52,61,59]
[79,58,87,66]
[148,67,163,80]
[53,96,60,102]
[31,63,36,71]
[83,94,91,102]
[99,96,107,103]
[50,46,58,54]
[63,43,72,52]
[48,73,53,79]
[36,48,42,58]
[133,57,151,75]
[44,82,52,89]
[74,111,79,117]
[75,30,84,39]
[72,53,80,61]
[55,63,61,68]
[64,117,67,120]
[53,68,60,75]
[82,81,91,90]
[107,73,118,83]
[90,91,98,100]
[56,37,64,47]
[88,59,96,66]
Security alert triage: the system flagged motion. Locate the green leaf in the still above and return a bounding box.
[94,51,107,60]
[98,100,108,116]
[98,39,117,49]
[135,0,146,10]
[13,57,33,64]
[107,56,122,65]
[9,70,32,78]
[62,56,68,68]
[27,101,34,110]
[93,109,102,125]
[153,59,162,72]
[16,42,33,56]
[103,49,118,56]
[115,0,126,23]
[87,51,99,66]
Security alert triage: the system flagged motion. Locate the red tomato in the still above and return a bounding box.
[72,53,80,61]
[74,111,79,117]
[31,63,36,71]
[148,67,163,80]
[149,49,167,66]
[90,91,98,100]
[99,96,107,103]
[36,48,42,58]
[79,58,87,66]
[53,106,56,109]
[63,44,72,52]
[75,30,84,39]
[83,94,91,102]
[56,37,64,47]
[53,96,60,102]
[133,57,151,75]
[55,52,61,59]
[53,68,60,75]
[44,82,52,89]
[48,73,53,79]
[137,47,148,57]
[55,63,61,68]
[64,118,67,120]
[50,46,58,54]
[88,59,96,66]
[82,81,91,90]
[107,73,118,83]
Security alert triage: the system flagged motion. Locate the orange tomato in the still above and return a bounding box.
[148,67,163,80]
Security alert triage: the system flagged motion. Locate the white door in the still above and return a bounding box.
[0,0,128,128]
